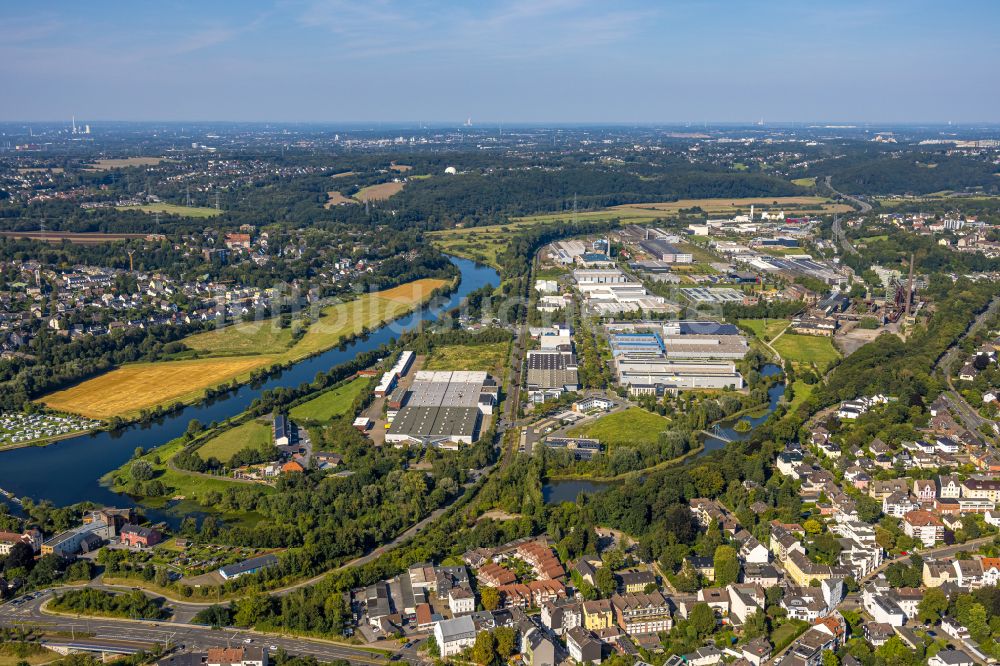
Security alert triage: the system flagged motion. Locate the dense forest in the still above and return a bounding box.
[807,152,1000,196]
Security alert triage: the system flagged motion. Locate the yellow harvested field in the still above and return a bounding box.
[291,278,447,358]
[41,356,274,420]
[85,157,164,170]
[355,181,405,201]
[377,278,449,304]
[330,171,356,179]
[324,191,357,208]
[390,163,413,172]
[39,277,447,419]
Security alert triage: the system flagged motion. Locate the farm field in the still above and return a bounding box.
[517,196,852,225]
[354,181,404,201]
[86,157,164,170]
[390,163,412,172]
[330,171,356,179]
[566,407,669,449]
[431,197,850,268]
[197,419,272,463]
[184,319,302,356]
[325,190,357,207]
[424,343,510,374]
[40,356,274,420]
[791,177,817,187]
[739,318,789,341]
[121,203,220,218]
[290,377,369,422]
[771,333,841,370]
[290,278,448,359]
[39,277,448,419]
[0,231,147,244]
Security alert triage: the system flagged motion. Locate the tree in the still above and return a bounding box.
[917,587,948,624]
[713,545,740,587]
[470,631,498,666]
[232,593,272,628]
[595,565,617,598]
[743,609,769,640]
[876,636,915,666]
[480,586,500,611]
[822,650,839,666]
[803,519,822,535]
[689,602,716,637]
[494,627,516,660]
[3,542,35,573]
[131,461,154,482]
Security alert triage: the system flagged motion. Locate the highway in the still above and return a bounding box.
[0,590,409,666]
[824,176,867,257]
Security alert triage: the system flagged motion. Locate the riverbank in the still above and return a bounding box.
[0,257,498,521]
[38,277,457,423]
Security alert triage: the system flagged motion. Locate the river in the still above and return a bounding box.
[542,363,785,504]
[0,257,499,524]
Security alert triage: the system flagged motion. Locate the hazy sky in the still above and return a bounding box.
[3,0,998,123]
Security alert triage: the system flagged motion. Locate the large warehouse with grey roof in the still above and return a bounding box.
[385,371,496,448]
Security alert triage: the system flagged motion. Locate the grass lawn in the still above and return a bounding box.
[791,177,817,187]
[739,318,789,341]
[41,356,275,420]
[0,646,60,666]
[566,407,670,449]
[424,343,510,374]
[290,377,369,422]
[786,380,815,412]
[772,333,841,370]
[105,438,273,503]
[197,419,272,463]
[120,203,220,218]
[38,278,447,420]
[770,619,811,652]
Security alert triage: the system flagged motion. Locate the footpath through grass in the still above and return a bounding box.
[739,318,789,341]
[771,333,841,370]
[566,407,670,449]
[197,419,272,463]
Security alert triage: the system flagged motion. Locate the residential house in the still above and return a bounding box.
[928,650,975,666]
[618,570,656,594]
[939,475,962,499]
[914,479,936,502]
[566,627,603,665]
[903,510,944,547]
[120,525,162,549]
[611,591,673,635]
[434,616,477,657]
[582,599,614,630]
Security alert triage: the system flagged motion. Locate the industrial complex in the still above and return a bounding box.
[602,321,748,395]
[385,370,497,448]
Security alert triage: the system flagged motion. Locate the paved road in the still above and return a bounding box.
[0,590,405,666]
[824,176,867,257]
[934,295,1000,437]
